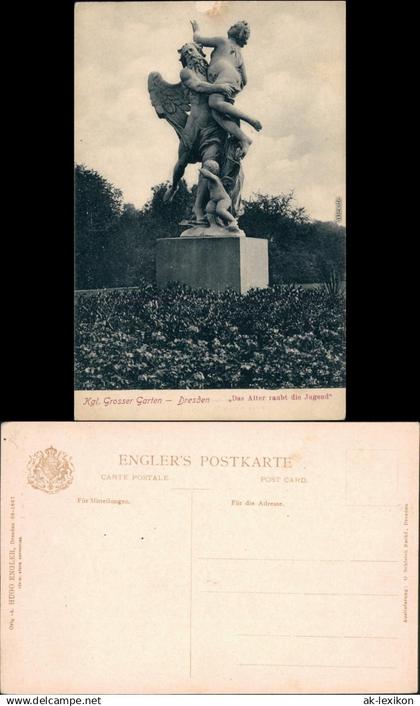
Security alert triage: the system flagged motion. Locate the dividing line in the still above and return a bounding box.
[175,486,210,678]
[189,491,193,678]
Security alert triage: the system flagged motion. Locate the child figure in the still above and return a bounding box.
[199,160,240,232]
[191,19,262,157]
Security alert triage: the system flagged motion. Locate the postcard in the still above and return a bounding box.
[74,0,346,421]
[1,422,417,693]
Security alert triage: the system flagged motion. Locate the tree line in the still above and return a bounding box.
[75,164,345,290]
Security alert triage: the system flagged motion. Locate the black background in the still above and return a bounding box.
[1,0,417,423]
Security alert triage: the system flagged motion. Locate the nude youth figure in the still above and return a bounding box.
[191,19,262,157]
[199,160,240,232]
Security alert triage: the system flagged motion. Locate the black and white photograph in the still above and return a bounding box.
[74,0,346,420]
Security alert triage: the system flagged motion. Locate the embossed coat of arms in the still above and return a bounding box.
[27,446,74,494]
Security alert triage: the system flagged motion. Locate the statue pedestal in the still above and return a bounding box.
[156,236,269,294]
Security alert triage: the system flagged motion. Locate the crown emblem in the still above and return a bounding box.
[27,446,74,494]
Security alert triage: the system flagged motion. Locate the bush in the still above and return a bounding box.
[75,165,346,289]
[75,282,345,390]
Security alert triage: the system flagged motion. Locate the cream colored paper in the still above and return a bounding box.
[1,422,417,693]
[75,0,346,422]
[74,387,345,421]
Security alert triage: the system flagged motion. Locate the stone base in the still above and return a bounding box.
[180,224,245,238]
[156,236,269,294]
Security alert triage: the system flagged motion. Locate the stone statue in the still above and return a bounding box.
[199,160,241,232]
[148,20,261,236]
[191,19,262,158]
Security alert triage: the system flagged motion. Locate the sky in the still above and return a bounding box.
[75,1,345,223]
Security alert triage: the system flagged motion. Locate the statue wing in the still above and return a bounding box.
[148,72,191,140]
